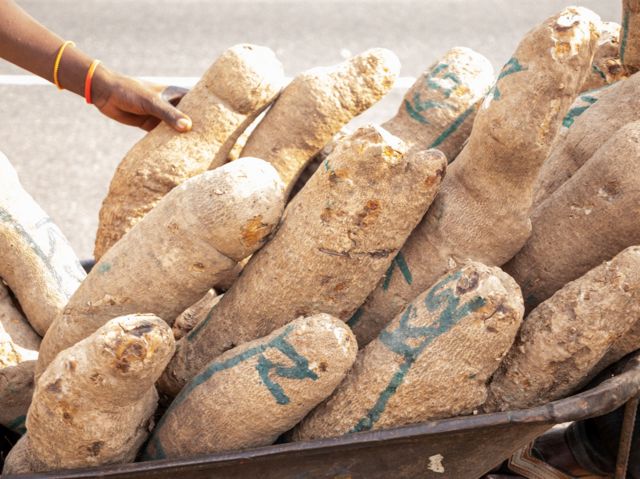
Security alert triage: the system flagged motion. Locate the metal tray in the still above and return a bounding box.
[3,352,640,479]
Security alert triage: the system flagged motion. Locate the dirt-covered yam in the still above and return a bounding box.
[3,314,174,474]
[485,246,640,411]
[382,46,494,162]
[532,71,640,208]
[144,314,356,459]
[160,124,446,396]
[506,121,640,309]
[350,7,600,346]
[240,48,400,196]
[292,263,523,441]
[94,44,284,258]
[0,153,85,335]
[37,158,284,375]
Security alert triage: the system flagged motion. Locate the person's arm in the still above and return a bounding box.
[0,0,192,132]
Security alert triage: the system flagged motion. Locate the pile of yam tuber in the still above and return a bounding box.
[3,3,640,475]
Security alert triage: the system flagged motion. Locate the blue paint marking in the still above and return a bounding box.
[143,325,317,460]
[350,270,486,433]
[405,62,460,124]
[382,252,413,291]
[561,93,599,128]
[429,104,476,154]
[488,57,526,101]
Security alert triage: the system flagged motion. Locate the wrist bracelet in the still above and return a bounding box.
[53,40,75,90]
[84,59,101,104]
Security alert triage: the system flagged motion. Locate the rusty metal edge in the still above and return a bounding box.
[7,354,640,479]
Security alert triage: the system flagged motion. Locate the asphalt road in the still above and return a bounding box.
[1,0,621,259]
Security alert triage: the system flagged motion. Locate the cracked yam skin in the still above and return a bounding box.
[350,7,601,347]
[293,263,523,441]
[240,48,400,197]
[533,72,640,209]
[144,314,356,459]
[3,315,174,474]
[0,153,85,336]
[485,246,640,412]
[506,121,640,310]
[94,44,284,259]
[159,124,446,396]
[580,21,626,92]
[36,159,284,376]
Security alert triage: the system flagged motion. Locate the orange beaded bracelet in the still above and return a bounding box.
[84,59,101,104]
[53,40,75,89]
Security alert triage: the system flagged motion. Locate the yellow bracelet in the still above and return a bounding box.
[53,40,75,90]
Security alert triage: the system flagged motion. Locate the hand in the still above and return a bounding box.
[91,68,192,132]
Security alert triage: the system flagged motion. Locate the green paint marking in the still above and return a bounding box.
[0,208,84,296]
[350,270,486,433]
[488,57,526,101]
[562,94,599,128]
[97,262,111,274]
[347,307,364,328]
[405,62,461,124]
[6,415,27,435]
[621,9,630,63]
[592,64,607,81]
[429,104,475,154]
[143,325,317,460]
[382,252,413,291]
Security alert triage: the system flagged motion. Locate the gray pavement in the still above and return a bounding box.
[1,0,621,258]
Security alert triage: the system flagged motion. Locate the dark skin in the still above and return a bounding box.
[0,0,192,132]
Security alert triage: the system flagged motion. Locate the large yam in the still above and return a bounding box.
[240,48,400,196]
[485,246,640,411]
[160,124,446,396]
[506,121,640,309]
[293,263,523,440]
[144,314,356,459]
[0,153,85,335]
[532,71,640,208]
[94,44,284,258]
[37,158,284,375]
[3,314,174,474]
[0,282,40,433]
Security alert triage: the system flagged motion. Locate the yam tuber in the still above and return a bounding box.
[144,314,356,459]
[0,153,85,335]
[292,263,523,441]
[37,158,284,375]
[239,48,400,196]
[3,314,174,474]
[160,124,446,396]
[94,44,284,258]
[505,120,640,309]
[485,246,640,412]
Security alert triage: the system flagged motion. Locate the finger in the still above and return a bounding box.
[161,86,190,107]
[140,116,161,132]
[146,95,192,133]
